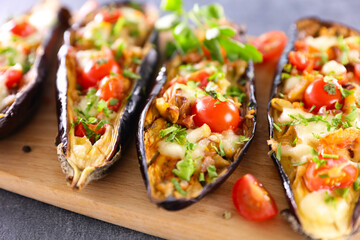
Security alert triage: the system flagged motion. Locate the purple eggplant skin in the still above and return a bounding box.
[136,59,257,211]
[267,17,360,239]
[0,7,70,139]
[55,2,160,186]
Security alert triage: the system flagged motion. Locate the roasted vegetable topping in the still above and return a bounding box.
[269,20,360,239]
[143,0,259,202]
[57,3,156,190]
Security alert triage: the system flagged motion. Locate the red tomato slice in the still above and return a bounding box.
[192,95,241,133]
[79,58,121,89]
[97,75,125,111]
[187,70,210,88]
[3,67,23,89]
[94,9,122,23]
[232,174,278,221]
[305,157,358,192]
[354,64,360,81]
[303,78,342,112]
[251,31,287,62]
[6,20,36,37]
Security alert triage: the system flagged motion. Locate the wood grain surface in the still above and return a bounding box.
[0,55,359,240]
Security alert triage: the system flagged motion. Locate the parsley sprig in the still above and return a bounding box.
[156,0,262,63]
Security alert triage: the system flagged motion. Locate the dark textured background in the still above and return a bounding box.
[0,0,359,239]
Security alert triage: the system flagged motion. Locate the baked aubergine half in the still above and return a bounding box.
[56,2,158,189]
[0,0,69,138]
[268,18,360,240]
[137,2,262,210]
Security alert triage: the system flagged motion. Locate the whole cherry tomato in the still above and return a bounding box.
[232,174,278,221]
[303,78,342,112]
[192,95,241,133]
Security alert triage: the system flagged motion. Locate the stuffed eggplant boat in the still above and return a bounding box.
[268,18,360,239]
[137,2,261,210]
[0,0,69,138]
[56,2,158,189]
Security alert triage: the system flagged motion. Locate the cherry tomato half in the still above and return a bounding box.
[305,157,358,192]
[79,58,121,89]
[6,20,36,38]
[251,31,287,62]
[192,95,241,133]
[232,174,278,221]
[94,9,122,23]
[3,67,23,89]
[354,63,360,82]
[187,70,210,88]
[303,78,342,112]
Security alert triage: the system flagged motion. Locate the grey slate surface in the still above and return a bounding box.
[0,0,359,239]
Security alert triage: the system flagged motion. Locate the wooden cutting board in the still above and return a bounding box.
[0,56,358,240]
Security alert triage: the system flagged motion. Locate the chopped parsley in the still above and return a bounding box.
[292,160,307,167]
[335,101,343,110]
[159,124,187,145]
[323,83,337,95]
[212,139,226,157]
[171,178,187,196]
[324,191,337,208]
[109,98,119,106]
[322,154,339,159]
[207,165,218,179]
[273,123,282,132]
[276,143,281,161]
[172,157,195,181]
[334,187,350,198]
[292,137,298,146]
[225,86,246,103]
[123,69,141,79]
[95,58,108,66]
[199,173,205,182]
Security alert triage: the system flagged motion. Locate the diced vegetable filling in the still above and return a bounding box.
[269,26,360,238]
[145,1,260,200]
[70,6,152,144]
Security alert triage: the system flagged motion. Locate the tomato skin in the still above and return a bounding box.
[251,31,287,62]
[187,70,210,88]
[305,157,358,192]
[232,174,278,221]
[94,9,122,23]
[97,75,126,111]
[303,78,342,112]
[79,58,121,89]
[354,64,360,81]
[192,96,241,133]
[6,20,36,37]
[288,51,309,71]
[3,67,23,89]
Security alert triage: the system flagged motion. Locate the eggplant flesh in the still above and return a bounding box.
[137,45,257,211]
[55,2,159,190]
[0,0,70,138]
[268,17,360,240]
